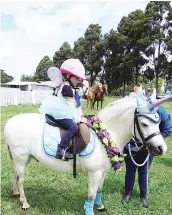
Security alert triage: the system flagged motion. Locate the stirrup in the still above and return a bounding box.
[62,147,68,160]
[62,147,73,161]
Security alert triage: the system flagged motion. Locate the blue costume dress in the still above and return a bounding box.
[39,85,82,156]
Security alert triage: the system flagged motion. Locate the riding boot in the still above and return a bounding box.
[55,147,74,160]
[140,191,149,208]
[121,191,132,204]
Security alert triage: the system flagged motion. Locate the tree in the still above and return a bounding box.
[74,24,104,85]
[144,66,155,82]
[73,37,86,64]
[34,56,54,82]
[103,30,129,93]
[0,70,14,83]
[53,42,75,68]
[117,10,149,86]
[143,1,172,95]
[34,2,172,93]
[20,74,34,82]
[166,83,172,91]
[152,77,164,93]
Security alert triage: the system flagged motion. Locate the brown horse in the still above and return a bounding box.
[93,84,108,110]
[84,83,103,110]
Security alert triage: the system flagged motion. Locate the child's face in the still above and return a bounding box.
[70,76,83,87]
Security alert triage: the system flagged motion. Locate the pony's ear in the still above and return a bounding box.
[136,86,150,113]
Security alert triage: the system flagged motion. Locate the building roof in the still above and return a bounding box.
[40,81,56,88]
[3,81,40,86]
[2,81,56,88]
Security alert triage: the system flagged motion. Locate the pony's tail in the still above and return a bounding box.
[6,144,13,160]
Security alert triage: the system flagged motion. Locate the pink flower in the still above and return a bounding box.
[95,116,102,124]
[97,130,104,138]
[87,117,93,123]
[114,161,122,169]
[107,145,120,156]
[104,131,110,139]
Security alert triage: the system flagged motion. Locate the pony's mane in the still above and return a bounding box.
[98,97,136,120]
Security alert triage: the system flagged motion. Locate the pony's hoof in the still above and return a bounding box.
[96,204,106,212]
[13,194,20,198]
[22,207,30,211]
[22,202,30,210]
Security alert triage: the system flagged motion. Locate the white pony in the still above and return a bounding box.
[4,96,167,215]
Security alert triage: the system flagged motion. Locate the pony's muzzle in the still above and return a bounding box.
[158,146,163,154]
[149,144,166,156]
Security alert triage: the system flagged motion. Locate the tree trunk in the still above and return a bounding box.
[123,80,126,97]
[135,67,138,85]
[155,69,159,98]
[90,73,94,86]
[156,38,161,98]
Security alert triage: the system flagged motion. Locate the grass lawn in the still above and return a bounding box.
[1,97,172,215]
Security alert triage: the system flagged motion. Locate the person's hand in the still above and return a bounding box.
[80,116,88,124]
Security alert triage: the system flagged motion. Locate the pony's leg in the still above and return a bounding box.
[101,101,103,109]
[90,100,92,110]
[12,171,20,196]
[93,100,95,110]
[97,101,99,110]
[94,173,106,210]
[12,156,31,197]
[16,164,30,209]
[84,171,103,215]
[91,99,95,110]
[13,154,30,209]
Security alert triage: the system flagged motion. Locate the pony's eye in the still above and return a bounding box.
[141,123,148,127]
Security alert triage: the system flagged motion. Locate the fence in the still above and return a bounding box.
[0,90,51,106]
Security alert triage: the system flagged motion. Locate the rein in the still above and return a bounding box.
[128,142,150,167]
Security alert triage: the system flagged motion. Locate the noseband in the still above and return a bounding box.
[133,109,161,148]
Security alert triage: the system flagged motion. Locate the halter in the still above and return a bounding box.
[129,109,161,167]
[133,109,161,147]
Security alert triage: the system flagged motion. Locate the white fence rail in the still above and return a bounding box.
[0,90,51,106]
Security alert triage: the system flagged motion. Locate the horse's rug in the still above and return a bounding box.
[42,123,97,157]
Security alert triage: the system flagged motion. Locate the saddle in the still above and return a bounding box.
[45,114,90,154]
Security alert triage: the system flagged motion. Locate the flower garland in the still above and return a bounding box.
[85,115,125,171]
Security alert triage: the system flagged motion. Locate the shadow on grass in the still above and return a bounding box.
[1,183,86,215]
[104,173,141,198]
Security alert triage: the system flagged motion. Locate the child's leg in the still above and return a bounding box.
[57,119,78,149]
[55,119,78,159]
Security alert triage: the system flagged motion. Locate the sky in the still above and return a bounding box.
[0,0,149,81]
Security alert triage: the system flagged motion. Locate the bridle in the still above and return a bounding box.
[128,109,161,167]
[133,109,161,148]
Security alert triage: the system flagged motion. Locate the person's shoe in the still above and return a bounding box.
[141,196,149,208]
[140,191,149,208]
[55,148,73,160]
[121,192,132,204]
[55,147,63,159]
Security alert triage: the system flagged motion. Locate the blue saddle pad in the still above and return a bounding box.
[42,123,97,157]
